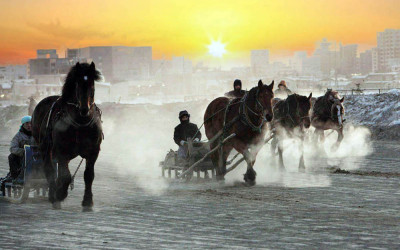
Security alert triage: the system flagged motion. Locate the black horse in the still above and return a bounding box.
[32,62,103,210]
[271,93,312,171]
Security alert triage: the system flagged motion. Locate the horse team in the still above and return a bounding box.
[204,81,345,186]
[32,62,345,209]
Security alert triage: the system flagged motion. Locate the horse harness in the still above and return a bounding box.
[191,89,270,141]
[43,98,104,146]
[238,90,268,133]
[220,89,268,135]
[314,96,343,123]
[274,97,309,128]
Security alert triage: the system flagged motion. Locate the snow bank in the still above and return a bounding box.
[344,92,400,139]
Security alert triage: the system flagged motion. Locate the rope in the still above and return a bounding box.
[70,158,84,191]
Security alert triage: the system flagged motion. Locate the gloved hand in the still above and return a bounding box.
[180,140,185,146]
[194,138,200,142]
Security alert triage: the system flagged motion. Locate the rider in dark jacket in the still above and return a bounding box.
[9,116,35,179]
[1,116,34,194]
[224,79,246,99]
[174,110,201,158]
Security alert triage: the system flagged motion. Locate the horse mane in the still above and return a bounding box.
[246,86,258,103]
[62,63,101,100]
[325,89,341,100]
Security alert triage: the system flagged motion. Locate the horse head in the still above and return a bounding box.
[255,80,274,122]
[63,62,101,117]
[330,97,345,127]
[288,93,313,128]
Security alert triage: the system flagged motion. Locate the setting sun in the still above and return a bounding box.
[207,40,226,58]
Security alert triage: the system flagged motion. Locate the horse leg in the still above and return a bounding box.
[233,140,256,185]
[210,142,224,181]
[82,152,99,209]
[335,127,344,148]
[209,140,231,181]
[319,129,325,144]
[218,147,225,177]
[43,156,57,204]
[313,129,320,144]
[277,138,285,171]
[270,136,278,156]
[330,122,343,152]
[243,149,257,186]
[299,134,306,172]
[55,158,72,202]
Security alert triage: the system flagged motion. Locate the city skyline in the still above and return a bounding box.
[1,0,400,65]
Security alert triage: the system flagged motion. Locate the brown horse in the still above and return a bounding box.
[271,93,312,171]
[311,89,345,150]
[204,80,274,185]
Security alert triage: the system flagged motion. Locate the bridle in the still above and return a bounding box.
[240,88,271,132]
[67,76,95,110]
[329,100,344,128]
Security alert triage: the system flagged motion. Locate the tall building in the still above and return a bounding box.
[359,49,373,74]
[251,50,269,75]
[0,65,27,80]
[376,29,400,72]
[28,49,70,78]
[291,51,307,74]
[36,49,58,59]
[65,48,83,64]
[339,44,358,76]
[79,46,152,82]
[112,46,152,81]
[372,47,379,72]
[314,38,333,76]
[79,46,113,81]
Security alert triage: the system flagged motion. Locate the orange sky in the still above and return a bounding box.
[0,0,399,65]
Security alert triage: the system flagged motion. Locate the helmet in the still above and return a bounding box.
[233,79,242,87]
[179,110,190,119]
[278,80,287,88]
[21,116,31,125]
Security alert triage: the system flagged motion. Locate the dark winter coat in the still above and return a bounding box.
[10,127,34,157]
[173,121,201,146]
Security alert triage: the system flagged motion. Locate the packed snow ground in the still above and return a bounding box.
[0,92,399,249]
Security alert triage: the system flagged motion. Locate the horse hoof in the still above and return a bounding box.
[82,199,93,208]
[55,189,68,201]
[279,167,286,172]
[299,167,306,173]
[52,201,61,210]
[331,143,340,152]
[48,195,56,203]
[243,175,256,186]
[216,175,225,182]
[82,206,93,212]
[244,179,256,186]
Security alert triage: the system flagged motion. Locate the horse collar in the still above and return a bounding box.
[240,91,266,133]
